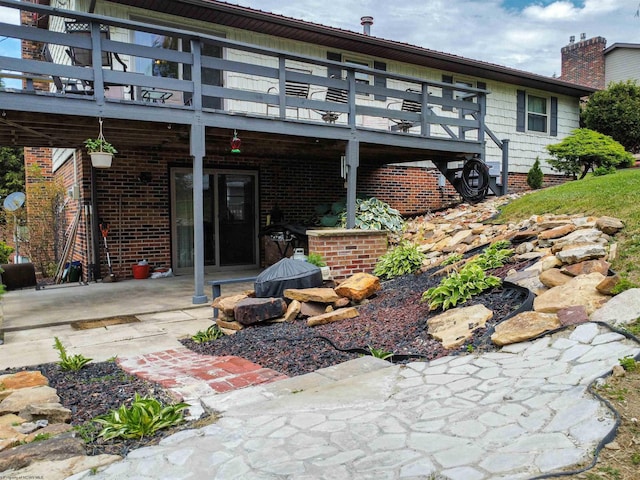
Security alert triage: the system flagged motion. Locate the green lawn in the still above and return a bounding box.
[495,168,640,284]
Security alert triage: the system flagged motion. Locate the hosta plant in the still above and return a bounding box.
[191,324,224,343]
[373,241,425,280]
[339,197,405,233]
[422,263,501,311]
[471,241,513,271]
[94,393,189,440]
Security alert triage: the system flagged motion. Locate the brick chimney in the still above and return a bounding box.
[560,35,607,89]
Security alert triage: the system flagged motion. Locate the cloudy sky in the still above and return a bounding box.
[1,0,639,76]
[232,0,640,77]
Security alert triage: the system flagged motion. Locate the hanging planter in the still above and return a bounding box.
[85,118,117,168]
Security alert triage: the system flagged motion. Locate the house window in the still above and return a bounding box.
[527,95,548,133]
[344,58,370,84]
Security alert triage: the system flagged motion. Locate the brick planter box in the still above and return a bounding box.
[307,229,388,281]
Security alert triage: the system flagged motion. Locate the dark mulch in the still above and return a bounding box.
[182,258,532,376]
[2,361,195,457]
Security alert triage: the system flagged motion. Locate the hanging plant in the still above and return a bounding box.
[85,118,116,168]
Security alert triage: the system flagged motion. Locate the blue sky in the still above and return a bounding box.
[1,1,638,77]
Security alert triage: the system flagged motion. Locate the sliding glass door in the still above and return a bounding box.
[171,168,258,273]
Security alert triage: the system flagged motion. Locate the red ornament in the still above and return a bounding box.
[231,130,241,153]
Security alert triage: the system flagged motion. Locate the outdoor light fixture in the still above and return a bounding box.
[230,130,241,153]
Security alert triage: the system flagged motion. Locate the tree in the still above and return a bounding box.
[526,157,544,189]
[582,81,640,153]
[0,147,25,199]
[546,128,634,179]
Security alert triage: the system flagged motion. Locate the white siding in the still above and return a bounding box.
[82,2,580,173]
[605,49,640,85]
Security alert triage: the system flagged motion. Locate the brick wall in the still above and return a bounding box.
[359,165,461,215]
[560,36,607,89]
[42,146,573,280]
[307,229,388,280]
[507,172,572,193]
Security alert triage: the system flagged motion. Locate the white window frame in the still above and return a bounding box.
[527,94,548,133]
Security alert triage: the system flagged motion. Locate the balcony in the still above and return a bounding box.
[0,0,491,166]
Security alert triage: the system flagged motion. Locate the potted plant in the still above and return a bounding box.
[85,137,117,168]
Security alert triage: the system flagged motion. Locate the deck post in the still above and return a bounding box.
[345,138,359,228]
[501,139,509,195]
[190,39,207,304]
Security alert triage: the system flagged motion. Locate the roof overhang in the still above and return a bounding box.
[106,0,595,97]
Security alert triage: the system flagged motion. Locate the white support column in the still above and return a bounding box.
[345,138,359,228]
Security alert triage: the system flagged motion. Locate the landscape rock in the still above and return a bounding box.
[491,311,561,346]
[552,228,606,248]
[538,224,576,240]
[19,403,72,424]
[533,273,610,315]
[0,433,85,472]
[556,305,590,327]
[299,301,330,318]
[504,269,548,295]
[555,244,607,264]
[0,414,26,427]
[282,299,301,322]
[212,293,249,317]
[307,307,359,327]
[427,304,493,349]
[538,268,573,288]
[590,288,640,327]
[334,273,381,302]
[0,372,48,391]
[215,318,244,331]
[596,274,621,295]
[596,216,624,235]
[0,386,60,416]
[234,297,287,326]
[561,259,610,277]
[2,454,121,480]
[333,297,351,308]
[283,288,341,303]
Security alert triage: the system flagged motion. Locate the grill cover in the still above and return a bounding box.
[254,258,322,298]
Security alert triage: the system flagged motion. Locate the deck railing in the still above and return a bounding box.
[0,0,488,147]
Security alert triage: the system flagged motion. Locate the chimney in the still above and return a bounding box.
[569,35,575,43]
[560,35,607,89]
[360,16,373,35]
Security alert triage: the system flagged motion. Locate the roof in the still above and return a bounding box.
[108,0,595,97]
[604,43,640,55]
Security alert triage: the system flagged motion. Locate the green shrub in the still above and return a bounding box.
[93,393,189,440]
[593,165,617,176]
[367,346,394,360]
[526,157,544,189]
[421,263,502,311]
[306,252,327,267]
[441,253,463,266]
[546,128,634,179]
[53,337,92,371]
[373,241,425,279]
[0,241,13,264]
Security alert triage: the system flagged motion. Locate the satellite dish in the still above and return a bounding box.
[3,192,25,212]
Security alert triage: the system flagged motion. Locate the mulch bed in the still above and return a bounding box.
[182,257,532,376]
